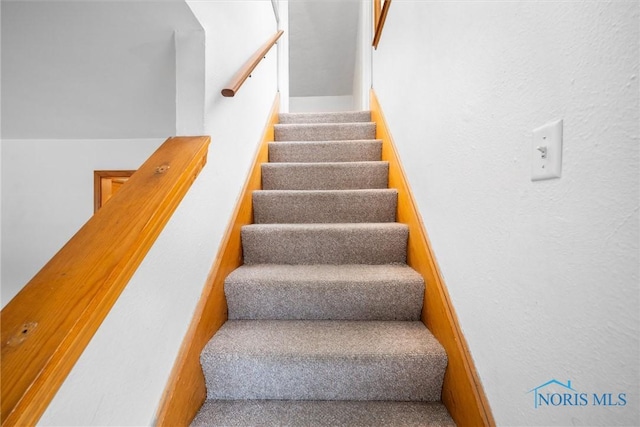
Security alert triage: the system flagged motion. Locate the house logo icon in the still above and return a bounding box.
[527,379,628,408]
[527,379,578,409]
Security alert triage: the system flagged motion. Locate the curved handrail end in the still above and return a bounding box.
[221,89,236,97]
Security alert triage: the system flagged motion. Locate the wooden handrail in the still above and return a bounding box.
[221,30,284,97]
[373,0,391,49]
[0,136,210,427]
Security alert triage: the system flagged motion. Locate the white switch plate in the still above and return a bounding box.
[532,119,563,181]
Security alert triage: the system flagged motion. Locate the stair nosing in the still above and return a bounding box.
[262,160,388,167]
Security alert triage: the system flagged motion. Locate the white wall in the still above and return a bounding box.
[183,0,278,277]
[175,29,206,135]
[277,0,290,113]
[1,0,4,293]
[352,0,371,111]
[373,2,639,426]
[290,95,355,112]
[288,0,359,98]
[0,138,164,306]
[1,1,202,139]
[1,1,278,426]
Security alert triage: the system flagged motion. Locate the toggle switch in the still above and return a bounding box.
[532,119,563,181]
[537,146,548,159]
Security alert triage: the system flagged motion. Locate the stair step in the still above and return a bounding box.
[242,223,408,265]
[278,111,371,124]
[200,320,447,401]
[275,122,376,141]
[262,162,388,191]
[191,400,455,427]
[225,264,423,320]
[253,189,397,224]
[269,140,382,163]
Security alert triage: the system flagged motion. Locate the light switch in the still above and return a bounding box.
[532,119,563,181]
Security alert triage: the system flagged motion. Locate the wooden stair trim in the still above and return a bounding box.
[155,94,280,426]
[0,136,210,427]
[370,89,495,427]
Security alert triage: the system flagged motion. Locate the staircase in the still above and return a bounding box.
[191,111,455,426]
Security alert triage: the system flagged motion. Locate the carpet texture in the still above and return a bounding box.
[268,140,383,163]
[225,264,424,320]
[262,162,389,190]
[275,122,376,141]
[192,400,455,427]
[201,321,447,401]
[253,189,397,224]
[279,111,372,124]
[241,223,408,265]
[194,110,454,426]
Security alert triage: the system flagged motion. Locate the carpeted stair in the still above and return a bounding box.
[192,111,455,426]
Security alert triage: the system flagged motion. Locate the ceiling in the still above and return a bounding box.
[288,0,360,97]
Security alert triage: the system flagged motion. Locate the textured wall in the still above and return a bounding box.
[373,2,639,426]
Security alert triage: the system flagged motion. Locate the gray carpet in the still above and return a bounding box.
[200,321,447,401]
[279,111,372,124]
[253,189,397,224]
[194,110,454,426]
[268,140,382,163]
[241,223,408,265]
[262,162,389,190]
[225,264,424,320]
[192,400,455,427]
[275,122,376,141]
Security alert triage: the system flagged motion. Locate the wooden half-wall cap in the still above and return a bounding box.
[0,136,210,427]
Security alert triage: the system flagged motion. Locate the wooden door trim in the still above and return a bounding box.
[93,170,136,213]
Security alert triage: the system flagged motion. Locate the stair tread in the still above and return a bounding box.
[191,400,455,427]
[263,160,387,166]
[262,161,388,191]
[253,189,397,223]
[243,222,408,231]
[241,223,408,265]
[254,188,396,194]
[227,263,421,284]
[202,320,445,357]
[201,320,447,401]
[275,122,376,141]
[270,139,381,144]
[226,264,423,320]
[268,140,382,163]
[279,110,371,124]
